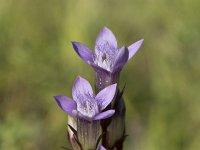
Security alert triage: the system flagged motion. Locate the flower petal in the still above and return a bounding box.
[89,62,110,74]
[128,39,144,60]
[93,110,115,120]
[72,41,95,63]
[95,84,117,111]
[72,76,94,102]
[72,110,92,121]
[112,46,129,73]
[95,27,117,54]
[54,96,77,117]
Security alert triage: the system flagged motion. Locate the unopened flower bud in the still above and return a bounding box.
[68,116,81,150]
[106,97,126,149]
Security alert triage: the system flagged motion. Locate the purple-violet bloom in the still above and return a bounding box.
[54,76,116,121]
[72,27,144,74]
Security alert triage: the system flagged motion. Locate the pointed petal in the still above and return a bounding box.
[54,96,77,117]
[95,27,117,54]
[93,110,115,120]
[128,39,144,60]
[112,46,129,73]
[72,76,93,102]
[96,84,117,111]
[72,41,95,63]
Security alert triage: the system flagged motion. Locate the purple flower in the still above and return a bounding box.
[54,76,116,121]
[72,27,143,74]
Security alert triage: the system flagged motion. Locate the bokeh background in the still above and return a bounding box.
[0,0,200,149]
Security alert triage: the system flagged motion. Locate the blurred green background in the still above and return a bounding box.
[0,0,200,149]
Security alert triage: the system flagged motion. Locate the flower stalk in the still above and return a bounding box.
[95,71,120,93]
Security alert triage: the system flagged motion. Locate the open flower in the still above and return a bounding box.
[54,76,116,121]
[72,27,143,74]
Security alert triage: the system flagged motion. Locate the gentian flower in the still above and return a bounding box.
[72,27,143,74]
[72,27,143,91]
[54,76,117,150]
[54,76,116,121]
[71,27,144,149]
